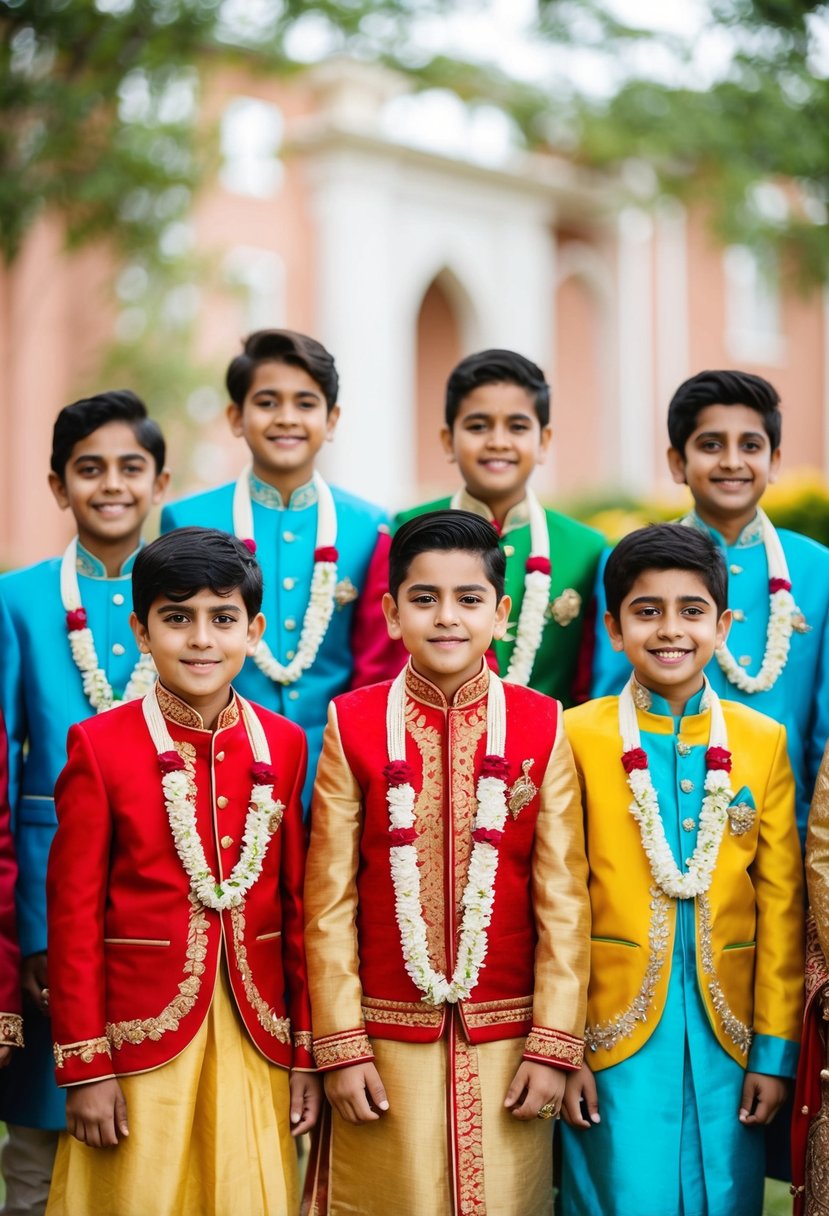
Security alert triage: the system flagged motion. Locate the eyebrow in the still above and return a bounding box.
[628,595,711,607]
[460,411,534,423]
[251,387,323,401]
[694,430,766,442]
[407,583,489,594]
[155,602,242,614]
[72,451,149,465]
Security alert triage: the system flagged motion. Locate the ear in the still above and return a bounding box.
[767,447,782,485]
[666,447,687,486]
[382,592,402,640]
[536,425,553,466]
[604,609,625,653]
[152,468,171,505]
[440,426,456,463]
[227,401,244,437]
[246,612,266,653]
[130,610,152,654]
[48,472,71,512]
[715,607,733,651]
[325,404,341,442]
[492,594,512,641]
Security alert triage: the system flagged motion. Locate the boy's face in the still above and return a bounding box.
[667,403,780,532]
[441,382,551,510]
[382,550,510,701]
[48,421,168,554]
[227,360,340,490]
[131,588,265,727]
[605,568,731,710]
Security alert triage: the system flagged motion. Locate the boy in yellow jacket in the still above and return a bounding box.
[561,523,804,1216]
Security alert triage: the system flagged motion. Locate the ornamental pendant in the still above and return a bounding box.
[508,759,537,819]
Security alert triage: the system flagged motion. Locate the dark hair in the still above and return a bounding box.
[667,369,781,456]
[445,349,550,429]
[604,523,728,620]
[389,510,506,601]
[132,528,263,625]
[226,329,339,413]
[51,390,166,479]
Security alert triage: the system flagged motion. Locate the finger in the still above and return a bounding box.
[366,1072,389,1114]
[561,1089,589,1129]
[582,1075,601,1124]
[115,1091,129,1138]
[738,1078,759,1122]
[503,1069,528,1109]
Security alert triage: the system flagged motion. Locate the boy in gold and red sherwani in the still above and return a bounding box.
[303,510,590,1216]
[45,529,320,1216]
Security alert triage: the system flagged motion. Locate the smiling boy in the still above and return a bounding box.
[562,524,804,1216]
[0,391,168,1214]
[161,330,402,811]
[45,528,319,1216]
[303,510,589,1216]
[591,369,829,845]
[396,350,604,704]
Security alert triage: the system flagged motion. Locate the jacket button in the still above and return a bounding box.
[216,751,225,762]
[217,795,229,809]
[221,835,233,849]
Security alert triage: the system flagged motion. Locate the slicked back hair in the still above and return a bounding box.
[226,329,339,412]
[389,510,506,602]
[604,523,728,621]
[445,349,550,429]
[51,390,165,479]
[667,369,781,456]
[132,527,263,624]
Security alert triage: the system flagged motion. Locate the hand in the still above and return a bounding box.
[738,1072,788,1126]
[66,1078,129,1147]
[504,1060,566,1121]
[21,953,49,1018]
[561,1063,601,1129]
[290,1071,323,1136]
[0,1046,12,1069]
[324,1062,389,1124]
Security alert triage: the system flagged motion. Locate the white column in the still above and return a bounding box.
[616,207,655,493]
[654,198,689,427]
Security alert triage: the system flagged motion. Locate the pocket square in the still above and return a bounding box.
[727,786,756,836]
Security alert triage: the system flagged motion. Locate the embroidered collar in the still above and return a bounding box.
[455,487,530,536]
[156,684,240,732]
[75,541,140,579]
[404,658,490,710]
[248,470,318,512]
[634,684,707,720]
[685,510,764,550]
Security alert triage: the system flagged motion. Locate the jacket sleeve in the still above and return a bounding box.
[47,724,116,1087]
[0,715,22,1046]
[275,724,314,1071]
[304,702,374,1072]
[524,708,590,1071]
[0,592,25,827]
[807,744,829,972]
[349,528,406,689]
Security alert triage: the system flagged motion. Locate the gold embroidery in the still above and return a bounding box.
[54,1035,111,1069]
[157,685,240,731]
[728,801,756,836]
[450,703,487,916]
[508,760,537,818]
[524,1027,584,1068]
[453,1026,486,1216]
[547,587,582,627]
[406,700,446,971]
[805,1070,829,1214]
[293,1031,314,1054]
[229,904,291,1043]
[405,662,489,710]
[463,998,533,1029]
[313,1031,374,1069]
[586,888,672,1053]
[334,577,358,608]
[0,1014,23,1048]
[107,893,208,1050]
[362,995,442,1028]
[698,893,754,1055]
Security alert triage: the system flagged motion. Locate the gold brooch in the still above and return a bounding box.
[267,802,285,833]
[334,578,359,608]
[508,760,538,819]
[792,613,812,634]
[547,588,582,627]
[728,802,755,836]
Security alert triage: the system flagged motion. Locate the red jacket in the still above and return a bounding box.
[0,713,21,1047]
[47,687,312,1087]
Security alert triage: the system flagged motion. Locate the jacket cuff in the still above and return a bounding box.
[53,1034,113,1086]
[313,1029,374,1073]
[0,1014,23,1048]
[523,1026,584,1071]
[292,1030,316,1072]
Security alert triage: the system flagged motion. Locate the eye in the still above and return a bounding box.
[682,606,704,617]
[77,463,101,477]
[509,421,530,432]
[213,614,237,625]
[123,463,145,475]
[635,606,660,618]
[162,613,189,625]
[459,595,483,606]
[462,421,487,433]
[410,593,436,605]
[698,439,722,452]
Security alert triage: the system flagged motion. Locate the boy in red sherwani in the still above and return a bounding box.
[45,528,320,1216]
[0,713,23,1055]
[303,510,590,1216]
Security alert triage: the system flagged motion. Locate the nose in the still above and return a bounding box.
[101,463,126,493]
[485,424,511,450]
[188,617,212,649]
[718,440,743,470]
[656,613,684,640]
[434,595,459,627]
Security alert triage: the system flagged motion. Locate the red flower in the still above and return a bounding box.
[473,827,504,846]
[384,761,413,786]
[241,537,257,554]
[251,762,277,784]
[526,556,552,576]
[481,754,510,782]
[314,546,339,564]
[621,748,649,773]
[705,746,732,772]
[158,751,185,773]
[389,827,418,847]
[769,577,792,594]
[66,608,88,632]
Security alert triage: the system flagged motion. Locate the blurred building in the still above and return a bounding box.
[1,56,827,567]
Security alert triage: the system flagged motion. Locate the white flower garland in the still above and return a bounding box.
[385,665,508,1004]
[683,509,800,694]
[60,537,156,713]
[143,686,284,911]
[451,488,550,686]
[619,676,734,900]
[232,465,338,686]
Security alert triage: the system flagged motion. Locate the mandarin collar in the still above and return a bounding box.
[76,540,140,579]
[455,487,529,536]
[681,509,764,550]
[248,470,317,512]
[156,683,240,733]
[404,657,490,710]
[633,680,712,742]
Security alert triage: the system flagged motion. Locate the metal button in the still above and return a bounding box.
[682,818,696,832]
[221,835,233,849]
[285,618,296,631]
[217,795,229,809]
[283,577,296,590]
[283,531,295,543]
[112,593,125,606]
[677,742,691,757]
[738,655,752,668]
[733,609,745,622]
[680,779,694,793]
[288,690,300,701]
[112,643,125,656]
[286,650,295,660]
[503,544,515,557]
[730,564,743,575]
[216,751,225,762]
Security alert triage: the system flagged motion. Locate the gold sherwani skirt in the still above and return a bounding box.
[305,1016,554,1216]
[46,965,298,1216]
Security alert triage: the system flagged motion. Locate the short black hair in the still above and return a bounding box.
[226,329,339,413]
[132,528,263,625]
[389,510,506,601]
[51,390,166,479]
[604,523,728,620]
[667,369,781,456]
[445,349,550,429]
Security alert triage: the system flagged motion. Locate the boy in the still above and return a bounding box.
[45,528,320,1215]
[395,349,605,704]
[591,369,829,844]
[0,390,168,1213]
[562,524,804,1216]
[303,510,590,1216]
[0,714,23,1059]
[161,329,402,809]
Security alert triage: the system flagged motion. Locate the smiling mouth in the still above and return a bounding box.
[182,659,220,669]
[649,649,692,662]
[480,459,516,469]
[428,637,467,646]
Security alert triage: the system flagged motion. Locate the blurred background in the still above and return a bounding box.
[3,0,829,570]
